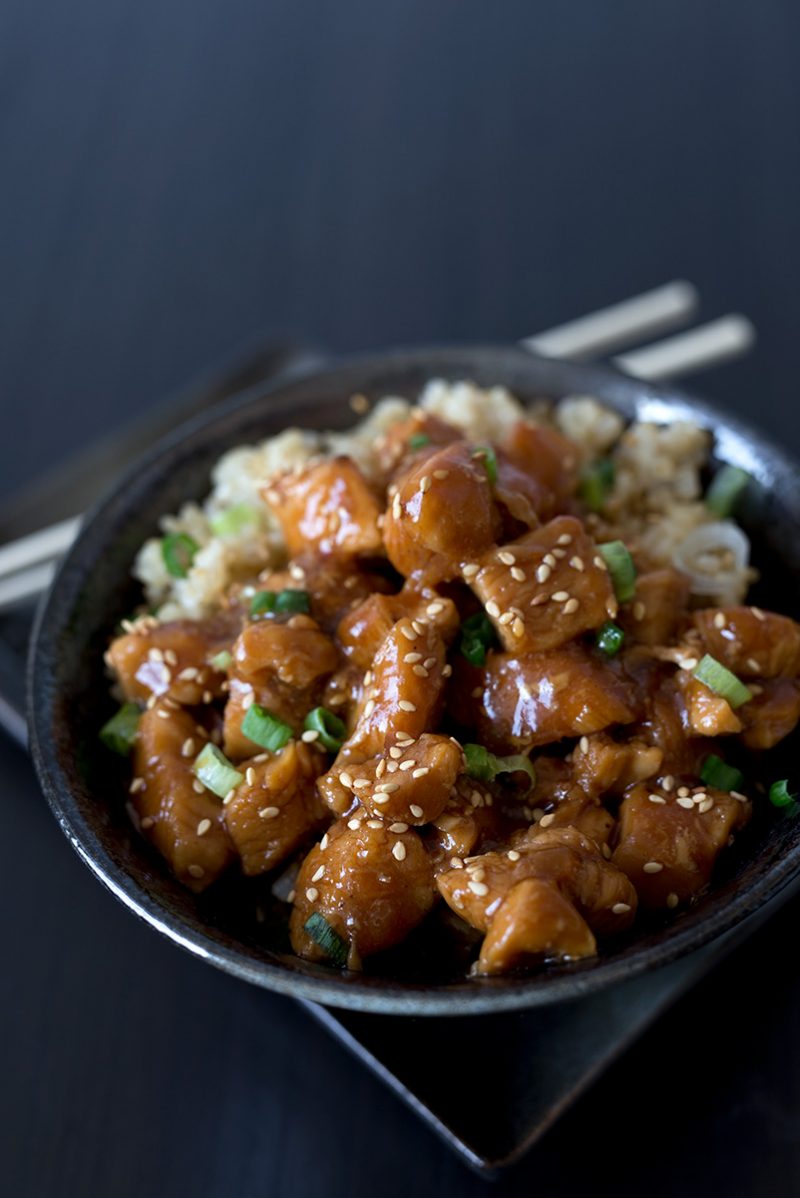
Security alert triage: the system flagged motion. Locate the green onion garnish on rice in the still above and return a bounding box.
[408,433,431,451]
[304,912,349,967]
[250,589,310,617]
[705,465,751,518]
[596,620,625,656]
[472,445,498,485]
[209,503,260,537]
[597,540,637,603]
[99,703,141,755]
[692,654,752,709]
[458,611,497,667]
[303,707,347,752]
[463,743,535,789]
[161,532,199,579]
[580,458,615,513]
[208,649,232,672]
[769,779,797,809]
[241,703,293,752]
[700,754,744,792]
[192,742,243,798]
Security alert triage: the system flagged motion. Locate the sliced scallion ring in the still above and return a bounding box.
[209,503,260,537]
[597,540,637,603]
[463,743,535,789]
[692,654,752,709]
[304,706,347,752]
[705,465,751,518]
[408,433,431,451]
[458,611,497,667]
[472,445,498,485]
[274,589,310,614]
[769,779,797,809]
[579,458,615,513]
[99,703,141,755]
[304,912,349,967]
[193,742,243,798]
[700,754,744,793]
[596,620,624,656]
[161,532,199,579]
[250,590,277,616]
[241,703,293,752]
[208,649,233,672]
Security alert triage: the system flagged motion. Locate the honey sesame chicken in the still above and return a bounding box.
[103,385,800,980]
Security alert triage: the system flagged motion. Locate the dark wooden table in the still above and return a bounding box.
[3,3,800,1193]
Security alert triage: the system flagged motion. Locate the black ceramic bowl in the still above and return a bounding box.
[28,346,800,1014]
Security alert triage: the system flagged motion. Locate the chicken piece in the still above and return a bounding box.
[264,456,383,559]
[437,825,636,938]
[320,663,365,730]
[477,878,597,974]
[106,614,238,706]
[376,411,461,480]
[232,615,339,690]
[613,781,751,909]
[491,452,549,532]
[456,645,635,753]
[501,420,580,517]
[426,776,509,867]
[337,589,459,671]
[620,568,691,646]
[256,555,393,634]
[740,679,800,749]
[223,742,326,876]
[383,441,501,584]
[343,615,447,756]
[623,654,706,776]
[571,733,663,797]
[530,793,616,849]
[131,706,235,891]
[223,676,301,760]
[290,819,436,965]
[317,733,463,823]
[677,673,744,737]
[467,516,616,653]
[692,606,800,679]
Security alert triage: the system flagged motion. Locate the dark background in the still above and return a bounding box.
[3,2,800,1194]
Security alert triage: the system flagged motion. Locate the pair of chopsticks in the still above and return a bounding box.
[0,282,755,614]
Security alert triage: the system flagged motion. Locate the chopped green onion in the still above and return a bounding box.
[706,465,751,518]
[304,912,349,967]
[596,621,625,656]
[700,754,744,792]
[193,742,243,798]
[473,445,498,485]
[99,703,141,755]
[250,588,310,617]
[408,433,431,451]
[597,540,637,603]
[161,532,199,579]
[580,458,615,513]
[208,649,232,672]
[304,706,347,752]
[458,611,497,667]
[693,654,752,709]
[209,503,260,537]
[241,703,293,752]
[463,743,536,789]
[769,779,797,809]
[275,589,310,614]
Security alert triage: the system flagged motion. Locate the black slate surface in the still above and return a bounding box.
[2,3,800,1195]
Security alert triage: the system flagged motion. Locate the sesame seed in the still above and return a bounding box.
[398,699,417,712]
[411,619,425,634]
[557,533,572,545]
[386,761,399,773]
[363,698,376,718]
[399,760,415,772]
[246,767,255,785]
[202,690,213,704]
[192,779,205,794]
[677,786,690,797]
[392,842,407,862]
[563,598,580,615]
[404,652,423,664]
[181,737,195,758]
[666,892,679,909]
[140,816,155,830]
[643,861,664,874]
[486,601,501,618]
[507,850,521,861]
[413,664,429,677]
[602,844,612,859]
[751,607,766,621]
[311,865,326,883]
[378,781,401,793]
[536,564,552,583]
[544,553,557,568]
[551,590,569,602]
[462,563,479,579]
[392,494,402,519]
[698,798,715,814]
[570,556,584,572]
[427,601,445,615]
[692,791,708,804]
[579,736,589,753]
[450,857,464,869]
[164,649,178,667]
[320,833,329,850]
[149,648,164,662]
[259,806,280,819]
[350,392,370,413]
[347,818,361,830]
[677,797,695,809]
[662,775,675,791]
[681,657,698,671]
[713,612,726,629]
[197,818,212,836]
[305,887,319,902]
[156,709,170,720]
[389,822,409,833]
[339,771,353,789]
[187,864,205,879]
[539,813,555,827]
[400,625,417,641]
[289,563,306,581]
[433,470,450,481]
[612,902,631,914]
[594,554,606,569]
[420,476,431,493]
[409,804,424,818]
[498,611,515,626]
[633,601,646,621]
[510,566,526,582]
[731,790,748,803]
[178,667,199,681]
[424,657,436,669]
[648,793,666,805]
[223,789,236,805]
[512,617,525,638]
[352,778,370,789]
[468,880,489,896]
[411,767,429,779]
[498,550,516,565]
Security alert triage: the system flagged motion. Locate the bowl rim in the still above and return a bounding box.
[27,342,800,1015]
